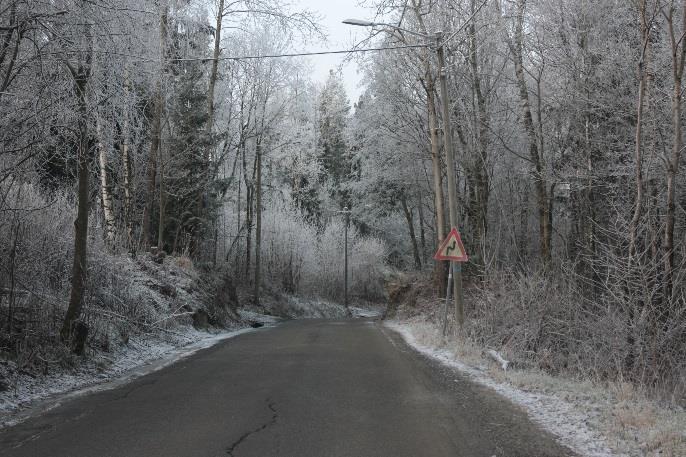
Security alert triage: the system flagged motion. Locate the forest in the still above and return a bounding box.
[1,0,685,412]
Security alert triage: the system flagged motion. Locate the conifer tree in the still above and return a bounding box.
[317,70,352,207]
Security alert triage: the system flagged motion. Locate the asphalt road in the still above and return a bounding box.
[0,319,576,457]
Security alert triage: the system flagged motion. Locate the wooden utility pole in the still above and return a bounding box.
[436,32,464,329]
[344,208,349,308]
[208,0,224,134]
[143,1,168,248]
[343,207,351,316]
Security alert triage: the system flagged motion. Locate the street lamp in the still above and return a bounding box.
[342,18,375,27]
[342,19,430,39]
[343,18,465,330]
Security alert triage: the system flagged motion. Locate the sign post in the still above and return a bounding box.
[434,227,468,335]
[442,264,454,336]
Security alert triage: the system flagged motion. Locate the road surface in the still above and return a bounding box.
[0,319,576,456]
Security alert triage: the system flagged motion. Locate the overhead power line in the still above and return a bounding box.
[49,42,430,64]
[170,43,430,62]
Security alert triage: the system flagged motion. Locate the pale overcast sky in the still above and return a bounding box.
[296,0,376,104]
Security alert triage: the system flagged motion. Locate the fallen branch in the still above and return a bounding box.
[486,349,510,371]
[91,307,194,340]
[151,311,195,326]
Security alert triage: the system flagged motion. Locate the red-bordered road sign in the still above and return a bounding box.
[434,227,468,262]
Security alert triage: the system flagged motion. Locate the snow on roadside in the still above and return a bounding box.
[350,306,383,318]
[248,291,384,320]
[237,309,283,325]
[0,325,257,429]
[385,320,620,457]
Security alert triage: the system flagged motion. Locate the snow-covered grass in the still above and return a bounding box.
[0,325,255,429]
[386,319,686,457]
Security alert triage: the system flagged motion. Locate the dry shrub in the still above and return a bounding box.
[384,273,442,320]
[606,381,686,456]
[174,255,194,271]
[464,265,686,402]
[466,268,580,373]
[0,184,220,375]
[1,184,81,364]
[642,430,685,457]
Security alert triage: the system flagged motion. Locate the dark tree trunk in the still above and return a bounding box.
[61,54,92,345]
[468,1,490,271]
[143,5,168,248]
[253,138,263,304]
[500,0,551,264]
[400,194,422,270]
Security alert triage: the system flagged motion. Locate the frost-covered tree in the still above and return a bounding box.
[317,70,352,207]
[161,6,214,256]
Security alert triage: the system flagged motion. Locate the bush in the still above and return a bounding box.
[0,183,223,371]
[464,266,686,400]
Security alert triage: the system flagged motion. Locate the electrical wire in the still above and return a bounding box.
[170,43,430,62]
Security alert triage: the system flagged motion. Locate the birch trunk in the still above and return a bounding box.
[121,68,134,253]
[417,184,427,257]
[500,0,551,264]
[143,93,159,247]
[96,113,116,248]
[158,141,166,251]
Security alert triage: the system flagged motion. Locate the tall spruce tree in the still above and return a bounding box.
[161,11,215,256]
[317,70,352,207]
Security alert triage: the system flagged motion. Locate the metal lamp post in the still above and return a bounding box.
[336,206,352,317]
[344,206,350,311]
[343,19,464,329]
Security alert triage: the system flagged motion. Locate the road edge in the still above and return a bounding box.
[0,326,262,430]
[384,320,618,457]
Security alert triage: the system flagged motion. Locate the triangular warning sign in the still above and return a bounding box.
[434,227,469,262]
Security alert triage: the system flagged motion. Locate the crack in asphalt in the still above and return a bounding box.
[3,407,92,450]
[110,377,158,401]
[4,423,53,449]
[226,398,277,456]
